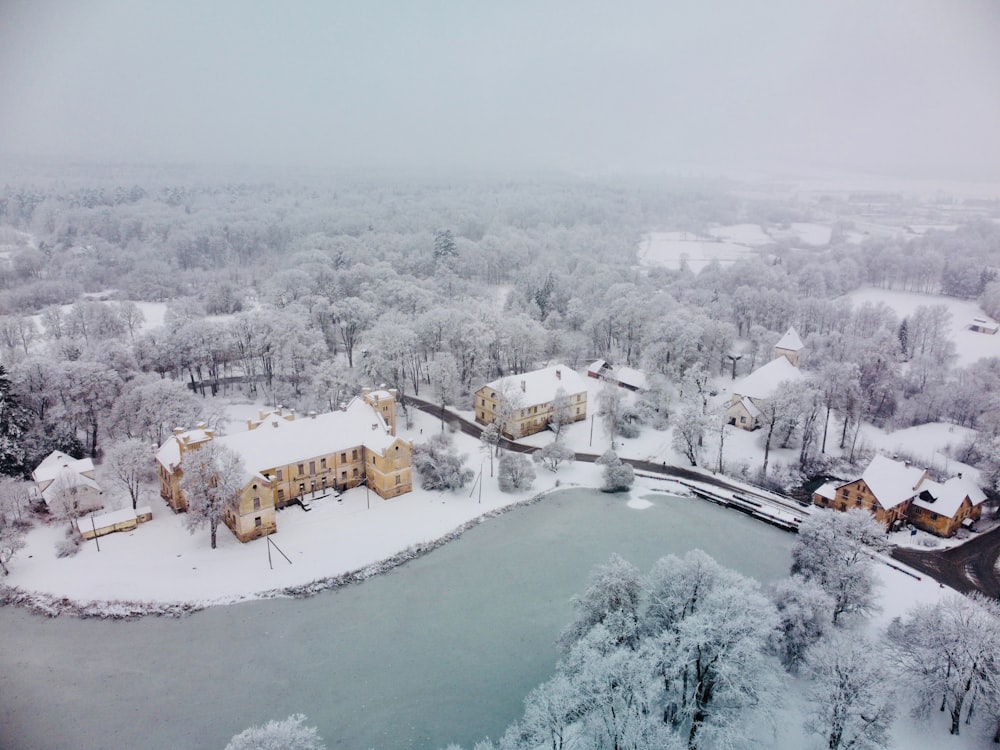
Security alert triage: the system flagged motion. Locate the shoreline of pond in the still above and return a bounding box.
[0,483,578,621]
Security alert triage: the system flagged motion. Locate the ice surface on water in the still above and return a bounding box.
[0,489,794,750]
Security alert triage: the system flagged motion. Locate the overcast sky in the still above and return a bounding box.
[1,0,998,179]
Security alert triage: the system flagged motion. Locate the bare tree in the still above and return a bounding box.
[105,438,154,510]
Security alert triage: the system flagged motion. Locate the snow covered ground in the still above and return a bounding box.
[638,230,759,272]
[842,286,1000,367]
[7,405,613,610]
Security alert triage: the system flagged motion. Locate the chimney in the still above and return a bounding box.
[555,368,561,380]
[340,402,348,411]
[289,408,295,420]
[309,411,317,419]
[204,429,214,439]
[521,380,526,392]
[195,421,207,430]
[173,427,185,436]
[958,472,963,480]
[362,386,371,397]
[271,420,279,428]
[276,405,283,416]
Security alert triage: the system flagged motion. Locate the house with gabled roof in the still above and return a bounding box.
[907,475,987,537]
[474,364,587,439]
[156,388,412,542]
[725,329,805,430]
[32,451,104,515]
[813,454,987,536]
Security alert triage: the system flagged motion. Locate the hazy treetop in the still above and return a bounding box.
[1,0,999,179]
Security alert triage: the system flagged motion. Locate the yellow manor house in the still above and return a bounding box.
[156,388,413,542]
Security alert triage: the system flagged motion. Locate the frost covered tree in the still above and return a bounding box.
[600,452,634,493]
[804,633,895,750]
[180,442,245,549]
[671,401,706,467]
[533,440,574,472]
[479,422,501,476]
[224,713,326,750]
[0,364,31,476]
[769,574,834,671]
[888,593,1000,736]
[105,438,155,510]
[498,452,535,493]
[426,353,461,432]
[549,387,575,440]
[0,513,25,576]
[597,381,624,447]
[791,509,887,624]
[642,550,742,636]
[641,551,779,749]
[412,433,473,491]
[560,553,642,651]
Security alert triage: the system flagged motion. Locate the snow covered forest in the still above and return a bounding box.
[1,169,999,490]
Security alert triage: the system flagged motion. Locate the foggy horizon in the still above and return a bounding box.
[2,0,1000,181]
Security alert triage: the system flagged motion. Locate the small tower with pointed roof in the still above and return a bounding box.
[774,326,804,367]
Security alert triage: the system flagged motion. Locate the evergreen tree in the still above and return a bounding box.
[0,365,31,477]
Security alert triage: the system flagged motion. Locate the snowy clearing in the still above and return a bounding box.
[638,231,758,272]
[841,287,1000,367]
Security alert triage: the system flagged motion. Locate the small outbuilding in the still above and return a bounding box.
[969,317,999,335]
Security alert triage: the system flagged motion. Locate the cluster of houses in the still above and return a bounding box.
[29,328,992,545]
[813,454,987,537]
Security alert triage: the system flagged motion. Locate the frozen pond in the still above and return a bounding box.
[0,489,795,750]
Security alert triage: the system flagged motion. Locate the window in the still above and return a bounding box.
[309,461,315,475]
[576,407,581,415]
[277,489,285,502]
[353,468,359,478]
[481,398,485,407]
[297,464,304,475]
[276,469,283,481]
[841,489,849,498]
[855,498,862,505]
[298,483,305,494]
[253,497,261,511]
[341,471,347,480]
[340,452,347,463]
[352,449,358,461]
[321,458,327,469]
[254,516,262,528]
[395,475,401,485]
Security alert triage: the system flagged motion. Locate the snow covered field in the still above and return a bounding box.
[842,286,1000,367]
[638,230,759,272]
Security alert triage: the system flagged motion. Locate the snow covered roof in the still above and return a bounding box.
[732,356,804,401]
[814,481,839,500]
[155,427,214,472]
[911,475,987,518]
[158,398,402,485]
[739,396,762,420]
[77,507,138,535]
[586,360,647,390]
[484,365,588,406]
[775,326,804,352]
[40,469,102,504]
[32,451,95,486]
[860,455,926,510]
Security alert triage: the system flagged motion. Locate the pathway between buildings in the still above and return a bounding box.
[405,396,1000,598]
